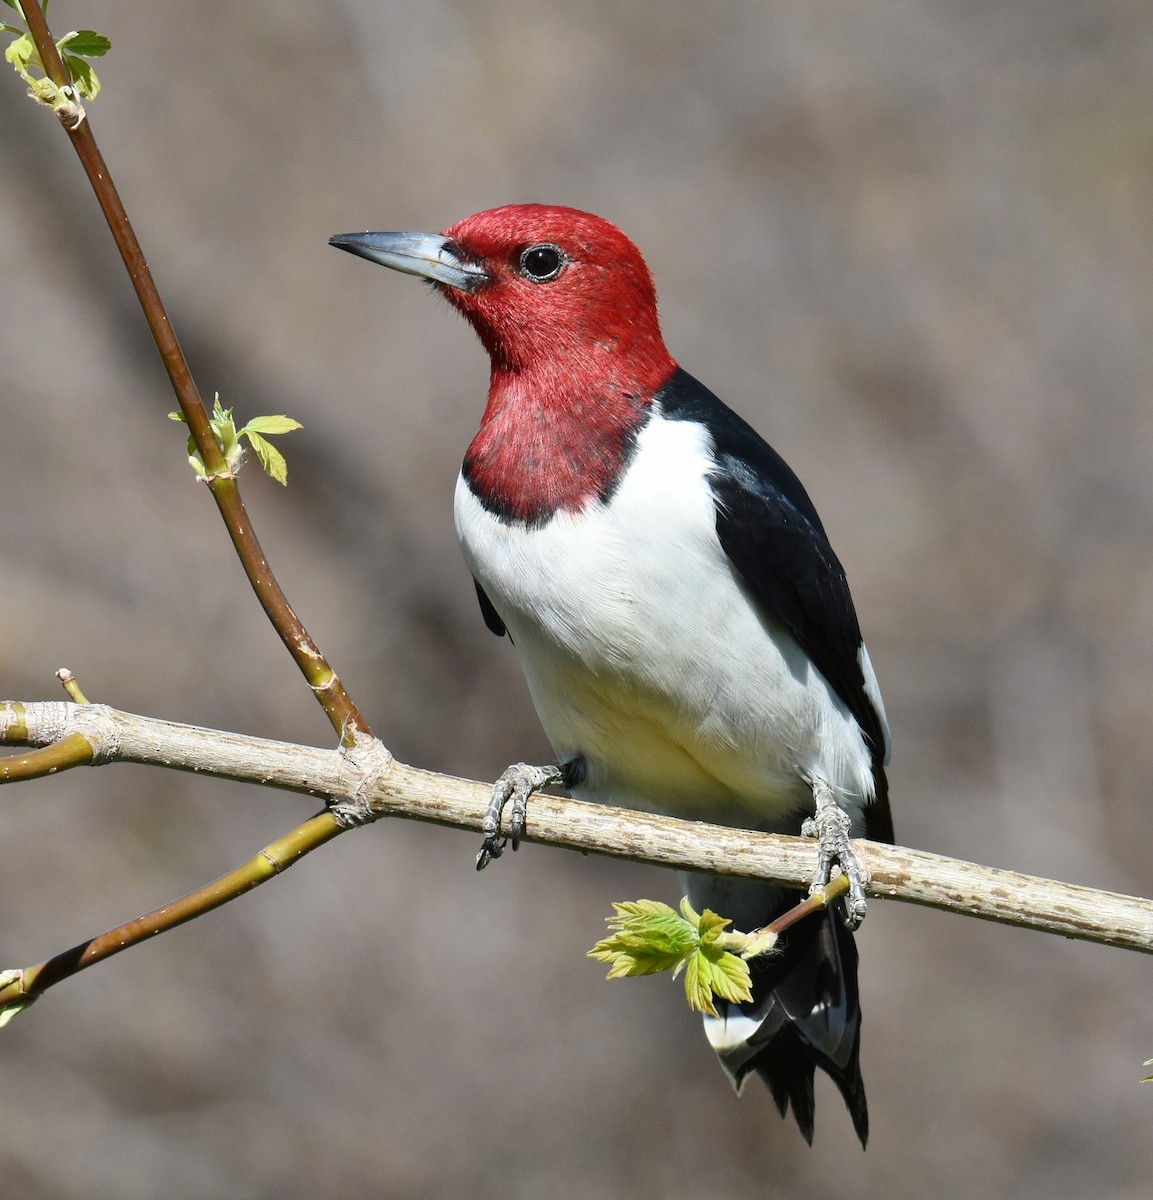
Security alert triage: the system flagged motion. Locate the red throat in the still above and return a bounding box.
[463,360,670,524]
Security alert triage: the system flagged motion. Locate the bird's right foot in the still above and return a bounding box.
[476,762,563,869]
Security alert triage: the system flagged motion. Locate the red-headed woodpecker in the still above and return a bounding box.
[331,205,892,1147]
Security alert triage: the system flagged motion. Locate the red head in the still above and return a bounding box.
[330,206,678,519]
[440,204,674,390]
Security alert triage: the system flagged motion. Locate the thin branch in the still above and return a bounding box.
[17,0,368,742]
[0,813,343,1014]
[3,699,1150,956]
[0,732,93,781]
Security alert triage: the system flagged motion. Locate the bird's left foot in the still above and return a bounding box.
[801,779,868,930]
[476,762,564,870]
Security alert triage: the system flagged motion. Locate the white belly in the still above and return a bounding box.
[455,417,875,833]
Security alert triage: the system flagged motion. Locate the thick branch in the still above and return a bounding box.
[3,700,1150,954]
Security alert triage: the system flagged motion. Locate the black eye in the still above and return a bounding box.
[519,244,565,282]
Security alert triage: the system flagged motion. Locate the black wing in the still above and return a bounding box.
[657,369,892,842]
[474,578,507,638]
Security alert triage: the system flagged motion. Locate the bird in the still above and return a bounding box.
[330,205,892,1147]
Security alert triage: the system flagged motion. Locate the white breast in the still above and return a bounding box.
[454,415,876,833]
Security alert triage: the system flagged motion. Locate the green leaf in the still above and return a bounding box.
[588,899,696,978]
[206,396,241,468]
[57,30,110,57]
[4,30,35,73]
[682,952,717,1016]
[1,1,22,13]
[696,905,732,948]
[243,414,303,436]
[185,433,206,478]
[682,948,753,1016]
[237,414,300,483]
[680,905,753,1016]
[244,430,289,485]
[0,996,36,1027]
[62,52,98,99]
[702,944,753,1003]
[589,898,755,1018]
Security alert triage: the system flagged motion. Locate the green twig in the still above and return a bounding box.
[55,667,90,705]
[0,733,93,781]
[0,811,345,1021]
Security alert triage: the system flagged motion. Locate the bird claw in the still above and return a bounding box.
[802,779,868,930]
[476,762,563,870]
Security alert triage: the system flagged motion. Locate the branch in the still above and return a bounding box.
[4,700,1151,956]
[0,813,344,1024]
[15,0,369,742]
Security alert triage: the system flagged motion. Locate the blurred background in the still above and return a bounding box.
[2,0,1151,1196]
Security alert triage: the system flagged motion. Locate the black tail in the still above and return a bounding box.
[739,903,867,1145]
[680,875,868,1147]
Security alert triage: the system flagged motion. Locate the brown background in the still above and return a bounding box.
[2,1,1151,1196]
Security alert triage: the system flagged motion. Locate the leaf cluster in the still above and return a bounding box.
[170,397,303,486]
[2,1,110,104]
[589,897,762,1018]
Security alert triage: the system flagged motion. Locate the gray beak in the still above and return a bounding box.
[328,231,488,292]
